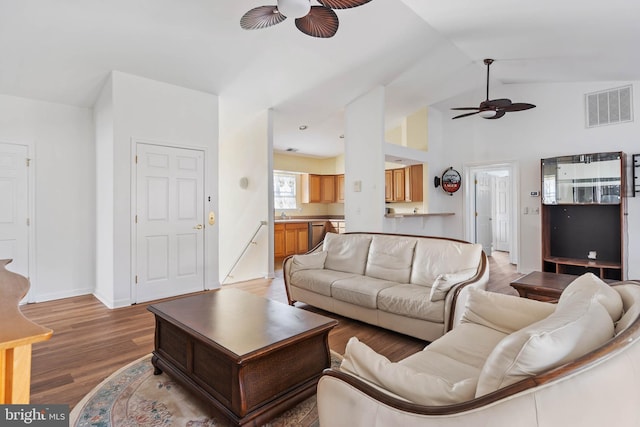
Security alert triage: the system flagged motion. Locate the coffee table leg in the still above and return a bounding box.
[151,354,163,375]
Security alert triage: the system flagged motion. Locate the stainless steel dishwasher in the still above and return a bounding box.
[309,221,326,249]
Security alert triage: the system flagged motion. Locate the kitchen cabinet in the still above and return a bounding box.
[393,168,405,201]
[385,164,423,202]
[302,174,338,203]
[404,164,423,202]
[385,170,394,202]
[275,222,308,259]
[336,174,345,203]
[274,224,285,258]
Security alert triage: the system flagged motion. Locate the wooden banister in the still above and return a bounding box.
[0,259,53,404]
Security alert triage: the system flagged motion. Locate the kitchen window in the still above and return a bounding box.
[274,172,297,209]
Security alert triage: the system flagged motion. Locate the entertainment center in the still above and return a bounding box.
[541,151,625,280]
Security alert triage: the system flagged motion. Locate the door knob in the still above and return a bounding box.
[193,224,203,230]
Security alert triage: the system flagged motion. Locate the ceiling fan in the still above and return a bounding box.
[240,0,372,39]
[451,59,536,120]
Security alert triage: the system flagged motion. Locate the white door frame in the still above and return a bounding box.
[463,161,519,266]
[130,139,211,303]
[0,140,37,302]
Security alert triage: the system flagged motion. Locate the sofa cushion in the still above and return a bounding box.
[410,239,482,286]
[424,322,509,371]
[377,284,445,322]
[331,276,398,309]
[429,268,478,302]
[289,251,327,275]
[461,288,556,334]
[475,291,614,397]
[340,337,477,405]
[364,235,417,283]
[558,273,623,321]
[289,269,359,297]
[322,233,372,275]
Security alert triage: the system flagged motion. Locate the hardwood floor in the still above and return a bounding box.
[21,251,521,408]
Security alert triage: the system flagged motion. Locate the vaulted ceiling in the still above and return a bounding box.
[1,0,638,157]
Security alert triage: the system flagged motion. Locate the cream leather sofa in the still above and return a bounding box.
[283,232,488,342]
[317,273,640,427]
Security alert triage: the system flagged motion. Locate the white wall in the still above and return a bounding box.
[345,86,386,232]
[0,94,95,301]
[94,71,219,307]
[431,81,640,278]
[218,104,272,284]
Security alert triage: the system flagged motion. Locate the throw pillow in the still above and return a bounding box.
[340,337,476,405]
[429,268,477,302]
[475,292,614,397]
[558,273,623,321]
[289,251,327,275]
[461,288,556,334]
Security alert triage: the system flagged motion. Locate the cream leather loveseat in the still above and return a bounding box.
[317,273,640,427]
[283,232,488,342]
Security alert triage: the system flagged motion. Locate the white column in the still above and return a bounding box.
[344,86,386,233]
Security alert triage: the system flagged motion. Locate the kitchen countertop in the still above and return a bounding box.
[384,213,454,218]
[274,217,344,224]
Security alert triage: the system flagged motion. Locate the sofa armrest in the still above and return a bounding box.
[443,250,489,331]
[282,245,324,305]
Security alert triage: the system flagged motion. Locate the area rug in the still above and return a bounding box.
[70,352,342,427]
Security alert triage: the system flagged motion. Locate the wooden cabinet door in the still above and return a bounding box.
[336,174,345,203]
[393,168,405,201]
[296,226,309,253]
[405,164,423,202]
[308,174,322,203]
[274,224,285,258]
[284,227,298,256]
[320,175,336,203]
[385,170,393,202]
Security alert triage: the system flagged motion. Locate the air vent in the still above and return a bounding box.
[586,85,633,128]
[285,147,299,152]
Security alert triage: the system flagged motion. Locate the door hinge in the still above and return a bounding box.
[135,214,138,223]
[475,212,478,217]
[26,218,30,226]
[135,275,138,284]
[26,158,31,167]
[135,155,138,164]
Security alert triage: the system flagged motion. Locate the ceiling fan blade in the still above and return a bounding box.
[317,0,372,9]
[503,103,536,112]
[295,6,339,38]
[452,111,482,120]
[485,98,512,108]
[240,6,286,30]
[451,107,481,111]
[484,110,507,120]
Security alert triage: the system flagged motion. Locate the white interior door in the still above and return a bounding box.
[0,143,30,282]
[475,172,492,256]
[494,175,511,252]
[135,143,205,303]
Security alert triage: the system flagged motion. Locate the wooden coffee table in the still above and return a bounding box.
[148,289,338,426]
[510,271,578,302]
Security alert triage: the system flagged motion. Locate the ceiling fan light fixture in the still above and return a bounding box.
[479,110,497,118]
[277,0,311,18]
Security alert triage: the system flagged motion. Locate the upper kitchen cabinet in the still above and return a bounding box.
[336,174,345,203]
[385,164,423,202]
[301,174,338,203]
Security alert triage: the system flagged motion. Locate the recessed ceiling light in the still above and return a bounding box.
[285,147,299,152]
[339,134,344,139]
[299,125,308,130]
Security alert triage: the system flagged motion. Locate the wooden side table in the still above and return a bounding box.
[510,271,579,302]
